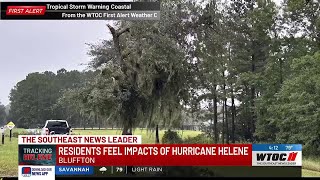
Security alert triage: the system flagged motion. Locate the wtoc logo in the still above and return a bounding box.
[19,166,55,180]
[255,152,299,165]
[252,144,302,166]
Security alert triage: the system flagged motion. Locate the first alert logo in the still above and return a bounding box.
[6,6,46,15]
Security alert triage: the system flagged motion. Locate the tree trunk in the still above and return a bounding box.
[279,58,283,85]
[122,125,132,135]
[251,54,256,142]
[224,98,229,144]
[244,84,251,140]
[231,88,236,143]
[108,23,135,139]
[122,120,134,175]
[98,118,101,130]
[95,114,101,130]
[249,0,256,142]
[107,24,130,71]
[121,113,133,135]
[223,71,229,144]
[213,85,218,144]
[155,125,160,143]
[222,100,225,144]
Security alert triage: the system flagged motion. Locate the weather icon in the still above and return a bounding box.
[99,167,107,174]
[116,167,123,172]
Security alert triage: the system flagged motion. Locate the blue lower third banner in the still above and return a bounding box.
[55,166,94,175]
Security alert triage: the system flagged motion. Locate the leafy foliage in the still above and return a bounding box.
[268,52,320,154]
[183,134,214,144]
[0,102,6,125]
[161,130,183,144]
[9,69,95,128]
[72,1,196,133]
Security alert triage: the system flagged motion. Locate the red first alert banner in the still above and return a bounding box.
[6,6,46,15]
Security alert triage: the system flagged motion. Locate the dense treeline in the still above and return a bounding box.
[6,0,320,155]
[7,69,97,128]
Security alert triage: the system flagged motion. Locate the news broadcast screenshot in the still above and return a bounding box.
[0,0,319,179]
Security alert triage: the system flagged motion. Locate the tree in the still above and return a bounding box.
[224,0,278,142]
[0,102,6,125]
[284,0,320,50]
[255,0,320,142]
[74,0,197,135]
[9,70,95,128]
[270,52,320,155]
[191,0,226,143]
[9,72,56,127]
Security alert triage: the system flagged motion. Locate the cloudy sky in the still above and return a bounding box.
[0,0,117,105]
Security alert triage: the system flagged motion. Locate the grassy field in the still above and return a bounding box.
[302,157,320,177]
[0,129,319,177]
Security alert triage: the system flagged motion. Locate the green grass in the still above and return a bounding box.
[0,129,319,177]
[0,137,18,177]
[303,156,320,172]
[301,157,320,177]
[302,169,320,177]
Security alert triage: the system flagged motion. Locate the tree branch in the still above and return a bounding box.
[107,24,116,36]
[117,27,130,37]
[107,24,130,37]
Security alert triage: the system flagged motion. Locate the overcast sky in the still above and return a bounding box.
[0,0,118,106]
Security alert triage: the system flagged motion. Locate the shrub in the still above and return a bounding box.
[5,130,34,138]
[12,131,23,138]
[183,134,214,144]
[161,130,183,144]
